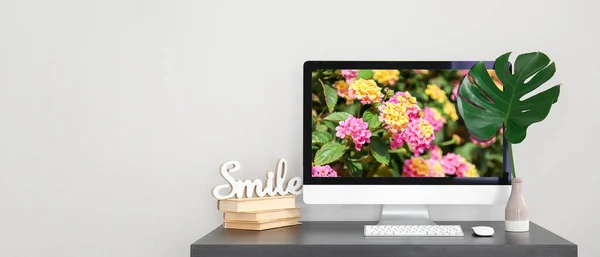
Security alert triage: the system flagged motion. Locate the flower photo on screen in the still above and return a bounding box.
[310,69,504,178]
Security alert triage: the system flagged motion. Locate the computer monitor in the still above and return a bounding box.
[303,61,511,225]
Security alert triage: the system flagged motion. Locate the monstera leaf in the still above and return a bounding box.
[456,52,560,144]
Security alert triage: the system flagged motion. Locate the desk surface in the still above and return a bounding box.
[192,221,576,257]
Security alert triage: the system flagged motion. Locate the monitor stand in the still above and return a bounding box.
[377,205,437,225]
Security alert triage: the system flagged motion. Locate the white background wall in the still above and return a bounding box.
[1,0,598,256]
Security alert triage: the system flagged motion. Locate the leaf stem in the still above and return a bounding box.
[317,109,326,120]
[317,78,325,87]
[439,138,457,146]
[508,142,516,178]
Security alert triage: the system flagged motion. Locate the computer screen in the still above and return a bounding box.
[309,67,505,179]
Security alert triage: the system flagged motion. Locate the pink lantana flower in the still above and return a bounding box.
[348,79,383,105]
[440,153,465,176]
[378,91,421,134]
[455,162,479,177]
[386,92,422,119]
[402,157,430,177]
[451,84,459,101]
[429,145,443,160]
[423,107,445,133]
[402,156,445,177]
[390,133,404,151]
[373,70,400,86]
[427,159,446,177]
[390,118,435,156]
[341,69,358,82]
[335,116,371,151]
[312,165,338,177]
[440,153,479,177]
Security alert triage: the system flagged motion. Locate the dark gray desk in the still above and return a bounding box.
[191,221,577,257]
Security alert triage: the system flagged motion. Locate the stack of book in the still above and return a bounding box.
[218,195,301,231]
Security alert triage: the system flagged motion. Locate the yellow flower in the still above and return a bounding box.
[408,157,430,177]
[348,79,384,104]
[425,84,448,103]
[443,101,459,121]
[395,91,419,106]
[417,119,435,139]
[464,164,480,177]
[429,161,445,177]
[452,134,462,145]
[373,70,400,86]
[333,80,354,104]
[378,92,421,133]
[379,102,411,132]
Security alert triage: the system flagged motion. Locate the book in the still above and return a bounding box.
[218,195,297,212]
[224,208,300,222]
[224,218,301,231]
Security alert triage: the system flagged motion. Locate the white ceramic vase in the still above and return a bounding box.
[505,177,529,232]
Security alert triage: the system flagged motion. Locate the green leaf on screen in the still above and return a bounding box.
[362,110,382,129]
[370,136,390,165]
[312,132,332,144]
[315,124,328,132]
[324,112,351,122]
[314,142,346,166]
[322,83,338,113]
[357,70,373,79]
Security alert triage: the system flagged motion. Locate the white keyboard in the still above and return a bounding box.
[364,225,464,237]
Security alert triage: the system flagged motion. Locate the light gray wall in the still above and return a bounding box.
[1,0,598,256]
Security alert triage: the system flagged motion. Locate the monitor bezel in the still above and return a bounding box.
[303,61,511,185]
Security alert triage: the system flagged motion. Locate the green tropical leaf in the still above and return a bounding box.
[314,142,346,166]
[456,52,560,144]
[357,70,373,79]
[324,112,351,122]
[322,83,338,113]
[312,132,332,144]
[362,110,381,129]
[370,136,390,165]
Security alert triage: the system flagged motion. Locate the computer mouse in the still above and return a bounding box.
[471,226,494,237]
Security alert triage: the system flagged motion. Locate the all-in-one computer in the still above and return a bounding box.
[303,61,511,236]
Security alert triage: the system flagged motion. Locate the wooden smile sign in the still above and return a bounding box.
[212,159,303,200]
